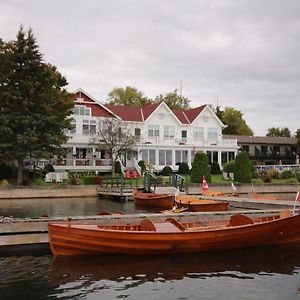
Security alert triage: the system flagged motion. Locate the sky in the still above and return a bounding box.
[1,0,299,136]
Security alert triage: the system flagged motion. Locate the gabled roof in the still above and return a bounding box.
[72,89,119,119]
[104,102,208,124]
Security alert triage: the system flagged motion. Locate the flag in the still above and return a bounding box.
[202,177,208,191]
[296,192,300,203]
[292,192,300,215]
[231,182,237,191]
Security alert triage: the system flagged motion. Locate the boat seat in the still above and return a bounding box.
[230,214,254,226]
[280,209,291,219]
[140,218,183,232]
[164,218,185,231]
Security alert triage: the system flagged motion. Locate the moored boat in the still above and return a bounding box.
[133,189,174,209]
[48,210,300,256]
[175,195,229,212]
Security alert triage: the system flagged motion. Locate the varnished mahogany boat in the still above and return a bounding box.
[133,189,174,209]
[175,195,228,212]
[48,210,300,256]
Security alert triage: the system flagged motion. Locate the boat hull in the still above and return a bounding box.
[48,213,300,256]
[133,190,174,208]
[175,195,228,212]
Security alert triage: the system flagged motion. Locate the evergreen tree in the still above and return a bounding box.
[190,151,211,183]
[0,27,73,184]
[234,151,252,183]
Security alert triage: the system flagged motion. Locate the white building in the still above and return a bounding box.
[53,89,238,173]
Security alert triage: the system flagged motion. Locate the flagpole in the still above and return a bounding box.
[292,191,300,215]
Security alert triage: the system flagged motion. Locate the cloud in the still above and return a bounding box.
[1,0,299,135]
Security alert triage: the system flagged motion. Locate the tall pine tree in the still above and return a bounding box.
[0,27,73,184]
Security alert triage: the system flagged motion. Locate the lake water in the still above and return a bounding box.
[1,246,300,300]
[1,196,300,299]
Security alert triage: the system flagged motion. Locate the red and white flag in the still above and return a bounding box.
[292,192,300,214]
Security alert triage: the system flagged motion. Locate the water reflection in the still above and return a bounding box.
[1,245,300,300]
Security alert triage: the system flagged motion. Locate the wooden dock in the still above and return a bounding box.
[0,205,297,255]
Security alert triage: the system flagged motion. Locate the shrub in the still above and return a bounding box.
[294,170,300,182]
[0,179,10,187]
[268,169,280,179]
[190,151,211,183]
[178,162,190,175]
[258,170,272,183]
[114,160,122,175]
[211,161,221,175]
[234,151,252,183]
[162,166,173,176]
[83,176,103,185]
[69,177,81,185]
[223,160,235,173]
[138,160,146,174]
[281,170,294,179]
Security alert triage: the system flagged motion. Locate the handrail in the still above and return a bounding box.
[133,158,142,176]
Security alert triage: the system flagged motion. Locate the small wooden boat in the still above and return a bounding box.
[133,189,174,209]
[48,210,300,256]
[175,195,228,212]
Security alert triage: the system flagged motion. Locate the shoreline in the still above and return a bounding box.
[0,183,298,199]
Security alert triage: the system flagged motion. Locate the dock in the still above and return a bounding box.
[1,200,298,255]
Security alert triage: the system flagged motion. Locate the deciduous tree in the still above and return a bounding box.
[154,89,191,109]
[266,127,291,137]
[89,117,136,176]
[106,86,151,107]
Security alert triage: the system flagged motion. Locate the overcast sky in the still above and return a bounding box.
[1,0,299,136]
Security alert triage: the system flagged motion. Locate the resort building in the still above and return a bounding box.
[53,89,239,173]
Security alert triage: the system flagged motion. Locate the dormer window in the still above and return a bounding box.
[73,105,91,116]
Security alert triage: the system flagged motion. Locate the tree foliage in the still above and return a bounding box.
[216,107,253,135]
[234,151,252,183]
[295,128,300,145]
[0,27,73,184]
[106,86,151,107]
[190,151,211,183]
[89,117,136,176]
[266,127,291,137]
[154,89,191,109]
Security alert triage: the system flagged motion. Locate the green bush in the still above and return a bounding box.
[114,160,122,175]
[281,170,294,179]
[190,151,211,183]
[178,162,190,175]
[223,160,235,173]
[138,160,146,174]
[234,151,252,183]
[162,166,173,176]
[83,176,103,185]
[294,170,300,182]
[69,177,81,185]
[211,161,221,175]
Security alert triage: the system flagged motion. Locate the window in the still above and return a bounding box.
[82,120,96,135]
[70,119,76,134]
[135,128,141,136]
[148,125,160,138]
[159,150,172,165]
[163,125,175,140]
[181,130,187,138]
[175,150,188,164]
[73,105,91,116]
[193,127,204,141]
[141,149,156,165]
[207,128,218,141]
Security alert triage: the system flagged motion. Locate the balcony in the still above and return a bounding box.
[53,159,112,172]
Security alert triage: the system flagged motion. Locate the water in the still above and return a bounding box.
[1,246,300,299]
[1,196,300,299]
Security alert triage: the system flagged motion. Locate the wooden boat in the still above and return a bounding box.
[175,195,228,212]
[48,210,300,256]
[133,189,174,209]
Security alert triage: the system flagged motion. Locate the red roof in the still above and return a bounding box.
[105,102,207,124]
